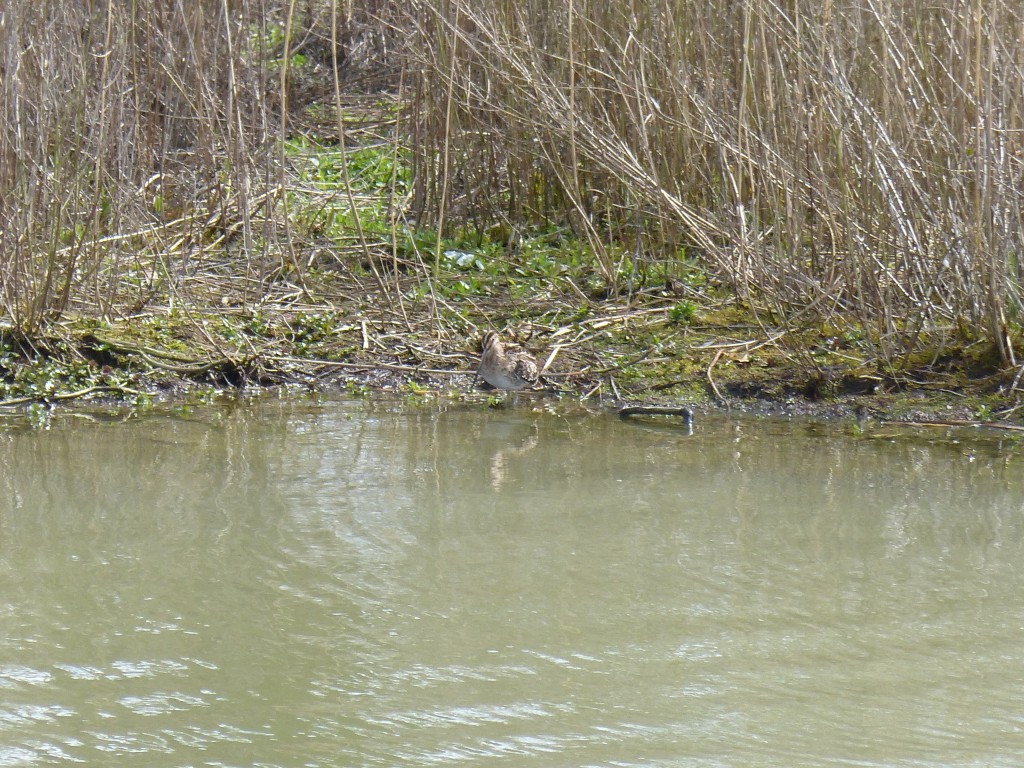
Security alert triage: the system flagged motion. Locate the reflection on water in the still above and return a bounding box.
[0,399,1023,767]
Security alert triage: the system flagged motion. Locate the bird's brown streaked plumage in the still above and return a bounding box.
[477,331,539,391]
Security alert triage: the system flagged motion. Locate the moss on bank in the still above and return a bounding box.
[0,265,1018,429]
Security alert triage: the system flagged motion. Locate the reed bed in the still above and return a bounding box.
[1,0,1023,380]
[0,0,279,330]
[0,0,403,331]
[406,0,1024,367]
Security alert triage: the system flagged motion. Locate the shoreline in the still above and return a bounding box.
[0,291,1014,430]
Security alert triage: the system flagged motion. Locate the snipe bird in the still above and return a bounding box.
[477,331,540,391]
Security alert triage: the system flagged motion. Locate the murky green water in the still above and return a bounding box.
[1,398,1023,767]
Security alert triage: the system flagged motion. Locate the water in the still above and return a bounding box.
[1,398,1023,767]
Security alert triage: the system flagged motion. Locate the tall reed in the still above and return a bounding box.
[0,0,279,331]
[405,0,1024,365]
[4,0,1023,374]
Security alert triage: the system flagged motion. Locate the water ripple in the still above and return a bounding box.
[0,665,53,687]
[118,691,210,716]
[369,700,565,730]
[3,403,1024,767]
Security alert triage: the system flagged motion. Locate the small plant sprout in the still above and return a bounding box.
[669,301,697,325]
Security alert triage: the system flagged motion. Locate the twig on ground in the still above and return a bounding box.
[593,347,654,375]
[540,344,562,374]
[707,349,727,406]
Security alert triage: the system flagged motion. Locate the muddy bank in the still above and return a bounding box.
[0,279,1017,430]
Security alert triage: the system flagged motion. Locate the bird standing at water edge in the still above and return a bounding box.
[477,331,540,391]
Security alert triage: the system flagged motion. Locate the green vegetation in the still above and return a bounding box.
[669,301,698,326]
[0,1,1022,424]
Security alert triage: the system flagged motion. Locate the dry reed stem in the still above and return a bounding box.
[404,0,1024,367]
[2,0,1023,389]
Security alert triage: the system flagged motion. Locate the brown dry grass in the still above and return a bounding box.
[0,0,403,331]
[405,0,1024,371]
